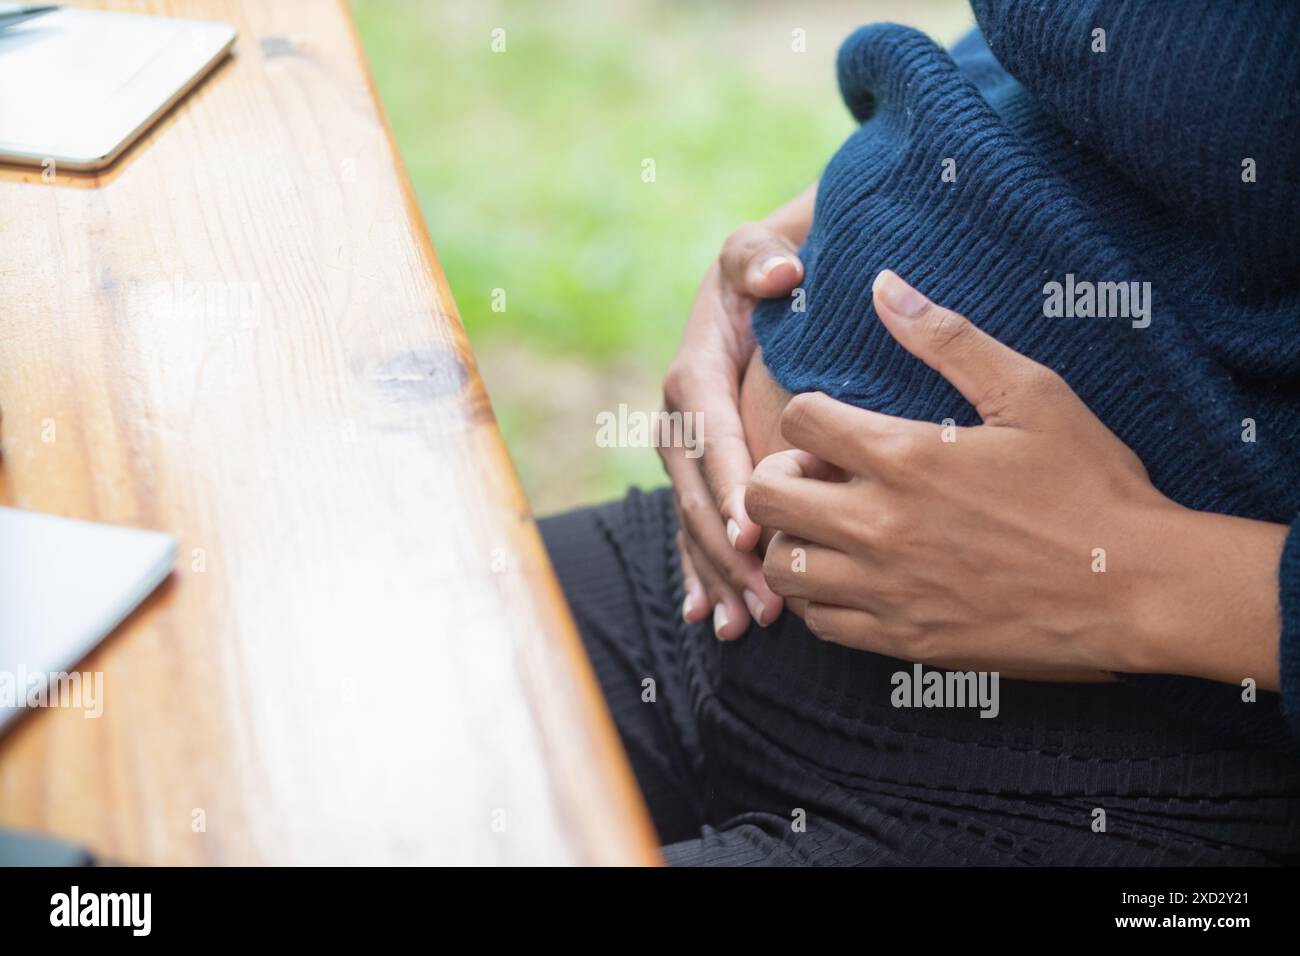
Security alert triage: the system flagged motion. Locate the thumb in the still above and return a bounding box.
[871,269,1064,426]
[720,223,804,299]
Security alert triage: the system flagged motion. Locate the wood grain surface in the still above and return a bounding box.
[0,0,660,865]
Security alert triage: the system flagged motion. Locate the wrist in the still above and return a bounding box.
[1123,502,1286,689]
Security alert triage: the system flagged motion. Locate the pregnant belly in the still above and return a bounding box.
[738,350,795,558]
[738,349,793,475]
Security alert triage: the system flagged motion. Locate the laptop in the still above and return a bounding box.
[0,507,175,732]
[0,5,236,170]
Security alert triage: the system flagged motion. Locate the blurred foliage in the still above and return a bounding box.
[351,0,970,512]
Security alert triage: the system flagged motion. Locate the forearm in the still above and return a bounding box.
[1126,503,1289,691]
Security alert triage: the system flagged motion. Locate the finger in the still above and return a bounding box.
[779,391,939,476]
[719,222,804,299]
[691,389,764,554]
[761,533,876,611]
[871,269,1070,426]
[663,445,783,625]
[744,450,860,549]
[661,359,762,552]
[680,529,748,640]
[675,530,708,622]
[802,601,884,653]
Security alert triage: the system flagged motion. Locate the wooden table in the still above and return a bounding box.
[0,0,659,865]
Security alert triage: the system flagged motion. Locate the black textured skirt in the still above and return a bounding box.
[539,487,1300,865]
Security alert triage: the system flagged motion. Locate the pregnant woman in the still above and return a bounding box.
[540,0,1300,864]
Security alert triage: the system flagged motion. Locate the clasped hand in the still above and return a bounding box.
[746,270,1174,678]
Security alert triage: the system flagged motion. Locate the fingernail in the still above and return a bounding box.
[759,255,793,278]
[713,603,730,639]
[726,518,741,548]
[873,269,929,318]
[730,487,750,526]
[743,588,766,627]
[682,593,696,621]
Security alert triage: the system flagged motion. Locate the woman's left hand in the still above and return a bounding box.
[745,270,1287,685]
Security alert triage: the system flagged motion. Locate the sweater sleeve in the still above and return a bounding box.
[1278,516,1300,738]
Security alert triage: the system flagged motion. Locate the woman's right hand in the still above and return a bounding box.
[659,187,814,638]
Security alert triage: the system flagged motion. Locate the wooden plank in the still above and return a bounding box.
[0,0,659,865]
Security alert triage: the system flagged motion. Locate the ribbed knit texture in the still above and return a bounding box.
[753,2,1300,749]
[1282,519,1300,736]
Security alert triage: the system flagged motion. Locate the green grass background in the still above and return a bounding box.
[351,0,970,514]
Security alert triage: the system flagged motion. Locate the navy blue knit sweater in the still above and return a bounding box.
[753,0,1300,750]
